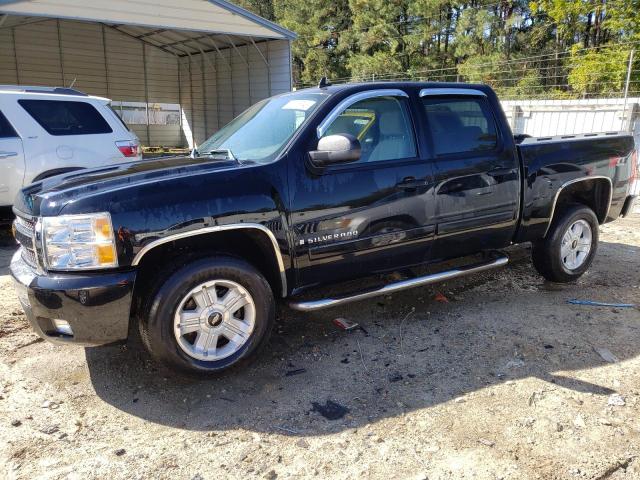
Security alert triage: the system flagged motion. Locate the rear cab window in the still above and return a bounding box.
[0,110,18,138]
[422,96,498,156]
[18,100,113,136]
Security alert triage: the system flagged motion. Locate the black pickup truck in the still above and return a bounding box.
[10,82,638,375]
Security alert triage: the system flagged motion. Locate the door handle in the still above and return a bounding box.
[487,166,516,177]
[0,151,18,159]
[396,177,428,190]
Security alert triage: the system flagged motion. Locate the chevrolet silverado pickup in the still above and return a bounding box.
[10,82,638,375]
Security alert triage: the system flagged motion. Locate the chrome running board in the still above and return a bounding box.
[289,255,509,312]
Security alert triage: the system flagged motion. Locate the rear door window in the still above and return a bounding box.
[422,97,497,155]
[18,100,113,136]
[0,111,18,138]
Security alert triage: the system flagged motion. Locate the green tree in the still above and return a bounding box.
[274,0,352,84]
[568,46,632,97]
[234,0,640,98]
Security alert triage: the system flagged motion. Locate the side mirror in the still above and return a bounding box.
[308,134,361,167]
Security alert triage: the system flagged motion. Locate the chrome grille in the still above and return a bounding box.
[13,213,38,269]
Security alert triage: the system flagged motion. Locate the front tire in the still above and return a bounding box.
[140,256,275,375]
[532,204,599,282]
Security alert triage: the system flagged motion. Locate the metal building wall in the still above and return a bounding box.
[501,98,640,147]
[0,19,293,148]
[178,39,292,147]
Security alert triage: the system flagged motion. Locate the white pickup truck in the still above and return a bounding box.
[0,86,141,212]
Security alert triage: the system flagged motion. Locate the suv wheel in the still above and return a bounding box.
[140,256,274,375]
[532,204,599,282]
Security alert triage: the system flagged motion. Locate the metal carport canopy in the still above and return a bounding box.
[0,0,297,148]
[0,0,297,50]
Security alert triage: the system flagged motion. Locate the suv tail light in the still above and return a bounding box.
[116,140,139,158]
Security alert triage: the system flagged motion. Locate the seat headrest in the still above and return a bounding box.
[428,109,463,133]
[378,109,406,136]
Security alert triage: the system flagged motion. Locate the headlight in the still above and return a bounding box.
[42,213,118,270]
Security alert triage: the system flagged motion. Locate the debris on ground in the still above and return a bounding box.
[478,438,495,447]
[503,358,526,370]
[274,426,299,434]
[573,415,586,428]
[568,299,636,308]
[285,368,306,377]
[40,400,59,409]
[310,400,349,420]
[39,425,59,435]
[434,292,449,303]
[594,347,619,363]
[295,439,310,449]
[607,394,626,407]
[332,318,359,331]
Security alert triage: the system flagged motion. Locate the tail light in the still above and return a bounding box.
[115,140,139,158]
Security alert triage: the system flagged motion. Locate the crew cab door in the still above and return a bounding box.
[0,110,25,207]
[288,89,435,288]
[419,89,520,260]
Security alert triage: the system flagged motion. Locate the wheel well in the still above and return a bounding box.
[553,178,611,225]
[130,229,284,322]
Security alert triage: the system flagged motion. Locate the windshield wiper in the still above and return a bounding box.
[202,148,238,162]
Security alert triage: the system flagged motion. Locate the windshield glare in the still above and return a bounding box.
[197,92,327,163]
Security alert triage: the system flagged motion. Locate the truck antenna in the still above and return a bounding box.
[318,76,331,88]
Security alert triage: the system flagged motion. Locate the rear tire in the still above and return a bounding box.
[532,204,599,283]
[139,256,275,375]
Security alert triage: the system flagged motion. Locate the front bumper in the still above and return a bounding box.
[10,250,136,346]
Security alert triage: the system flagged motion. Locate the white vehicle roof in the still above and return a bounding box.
[0,85,110,103]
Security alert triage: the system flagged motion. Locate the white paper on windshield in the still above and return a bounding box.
[282,99,316,111]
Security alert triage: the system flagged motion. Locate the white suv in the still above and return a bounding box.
[0,86,141,208]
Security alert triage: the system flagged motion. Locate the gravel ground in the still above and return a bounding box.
[1,214,640,480]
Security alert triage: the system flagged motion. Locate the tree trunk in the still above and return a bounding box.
[585,12,592,48]
[444,4,452,54]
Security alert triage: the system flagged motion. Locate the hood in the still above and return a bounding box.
[14,156,240,216]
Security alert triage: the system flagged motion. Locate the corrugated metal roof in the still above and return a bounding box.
[0,0,296,56]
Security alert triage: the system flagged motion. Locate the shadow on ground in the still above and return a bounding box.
[79,240,640,435]
[0,228,17,276]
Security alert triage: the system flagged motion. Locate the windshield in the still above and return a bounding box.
[197,92,328,163]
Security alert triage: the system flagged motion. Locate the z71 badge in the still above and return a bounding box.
[299,230,358,246]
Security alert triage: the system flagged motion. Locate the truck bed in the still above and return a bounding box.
[515,130,635,243]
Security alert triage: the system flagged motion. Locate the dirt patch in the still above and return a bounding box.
[1,216,639,479]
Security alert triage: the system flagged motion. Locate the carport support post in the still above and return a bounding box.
[186,53,196,148]
[11,27,19,84]
[200,54,208,137]
[210,46,222,131]
[196,44,219,136]
[208,37,234,118]
[56,20,66,86]
[266,41,271,96]
[177,58,183,134]
[101,24,111,98]
[142,43,151,147]
[225,36,249,113]
[250,38,271,97]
